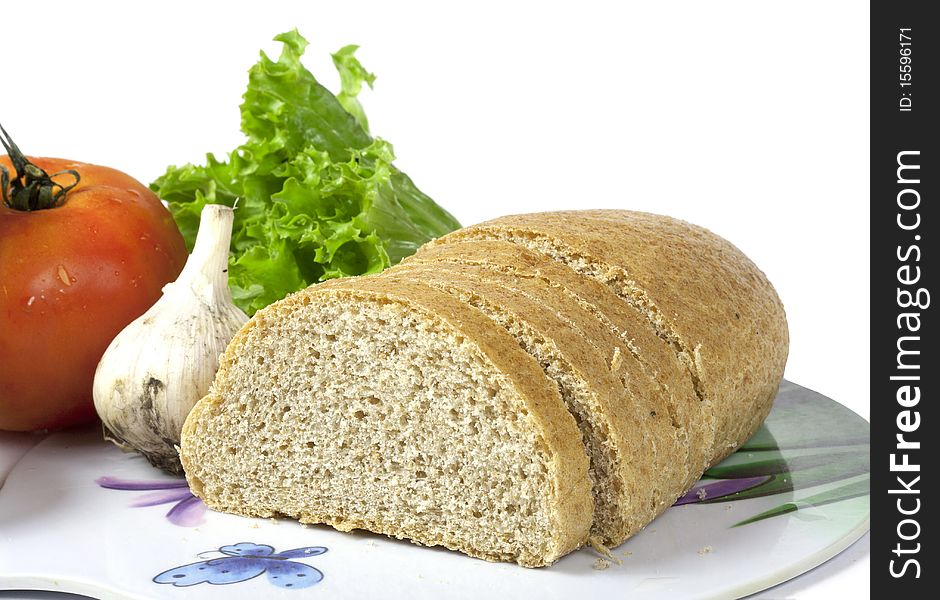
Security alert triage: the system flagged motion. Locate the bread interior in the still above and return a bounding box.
[184,292,559,565]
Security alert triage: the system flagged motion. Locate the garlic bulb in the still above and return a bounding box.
[93,204,248,474]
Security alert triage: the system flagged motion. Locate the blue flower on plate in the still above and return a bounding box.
[154,543,328,589]
[95,476,205,526]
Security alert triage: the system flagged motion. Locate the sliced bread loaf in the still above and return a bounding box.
[402,239,710,480]
[425,210,789,463]
[180,209,788,567]
[381,262,687,546]
[180,276,593,567]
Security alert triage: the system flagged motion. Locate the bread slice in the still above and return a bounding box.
[381,262,690,546]
[402,239,710,480]
[180,276,593,567]
[424,210,789,463]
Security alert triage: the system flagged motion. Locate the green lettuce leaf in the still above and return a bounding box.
[152,29,460,315]
[332,44,376,133]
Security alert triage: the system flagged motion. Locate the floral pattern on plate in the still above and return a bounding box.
[0,380,870,600]
[673,380,870,526]
[153,542,328,589]
[96,475,205,526]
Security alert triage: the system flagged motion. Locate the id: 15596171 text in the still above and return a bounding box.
[899,28,912,112]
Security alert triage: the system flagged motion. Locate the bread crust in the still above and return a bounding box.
[429,210,789,463]
[405,239,710,479]
[385,262,692,545]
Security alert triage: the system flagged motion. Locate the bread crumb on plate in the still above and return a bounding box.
[589,536,623,566]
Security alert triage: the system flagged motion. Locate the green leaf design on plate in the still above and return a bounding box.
[701,453,869,504]
[740,381,870,451]
[705,446,869,480]
[732,475,871,527]
[678,381,870,527]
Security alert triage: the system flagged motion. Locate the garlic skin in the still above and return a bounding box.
[93,204,248,474]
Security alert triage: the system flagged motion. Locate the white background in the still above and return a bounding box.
[0,1,869,598]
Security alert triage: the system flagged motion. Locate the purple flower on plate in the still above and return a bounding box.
[96,476,206,526]
[673,476,771,506]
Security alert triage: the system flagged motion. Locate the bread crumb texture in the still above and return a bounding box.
[180,210,788,568]
[593,558,612,570]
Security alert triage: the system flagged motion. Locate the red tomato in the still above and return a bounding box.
[1,155,187,431]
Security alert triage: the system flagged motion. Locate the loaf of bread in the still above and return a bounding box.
[179,210,788,567]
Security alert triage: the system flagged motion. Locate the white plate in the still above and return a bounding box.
[0,381,869,599]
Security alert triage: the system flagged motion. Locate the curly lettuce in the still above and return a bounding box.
[152,30,460,315]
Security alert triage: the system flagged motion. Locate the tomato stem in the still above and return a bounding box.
[0,123,80,211]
